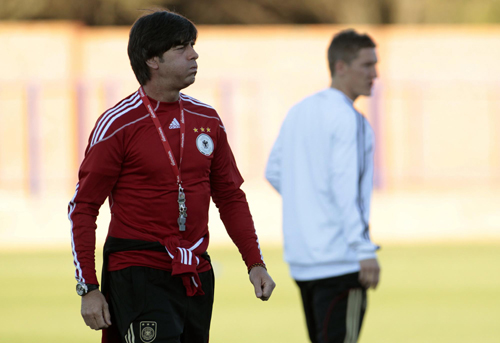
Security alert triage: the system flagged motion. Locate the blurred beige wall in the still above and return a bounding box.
[1,22,500,247]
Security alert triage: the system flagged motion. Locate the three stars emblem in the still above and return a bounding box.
[193,127,211,133]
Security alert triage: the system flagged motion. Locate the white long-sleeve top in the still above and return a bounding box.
[266,88,379,281]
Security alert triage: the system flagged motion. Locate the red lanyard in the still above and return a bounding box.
[138,87,185,185]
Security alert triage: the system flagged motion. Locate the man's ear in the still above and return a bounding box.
[335,59,348,76]
[146,56,160,70]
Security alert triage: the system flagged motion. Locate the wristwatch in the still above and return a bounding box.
[76,282,99,296]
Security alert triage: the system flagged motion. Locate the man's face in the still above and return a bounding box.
[343,47,378,99]
[157,40,199,90]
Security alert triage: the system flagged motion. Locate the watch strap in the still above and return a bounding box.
[76,282,99,296]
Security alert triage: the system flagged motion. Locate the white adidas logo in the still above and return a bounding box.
[169,118,180,129]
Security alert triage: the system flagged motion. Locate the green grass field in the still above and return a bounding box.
[1,242,499,343]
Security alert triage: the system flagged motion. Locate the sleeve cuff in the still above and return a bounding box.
[355,243,380,261]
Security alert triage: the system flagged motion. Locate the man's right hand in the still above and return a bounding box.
[81,290,112,330]
[359,258,380,289]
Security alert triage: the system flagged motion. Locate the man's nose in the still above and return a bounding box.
[188,46,199,60]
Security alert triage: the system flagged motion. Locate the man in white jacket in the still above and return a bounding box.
[265,29,381,343]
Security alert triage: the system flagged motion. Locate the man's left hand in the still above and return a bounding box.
[249,266,276,301]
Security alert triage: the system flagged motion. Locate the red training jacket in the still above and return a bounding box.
[69,91,264,286]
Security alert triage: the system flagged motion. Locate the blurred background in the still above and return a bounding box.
[0,1,499,342]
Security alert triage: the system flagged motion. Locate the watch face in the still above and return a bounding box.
[76,283,86,296]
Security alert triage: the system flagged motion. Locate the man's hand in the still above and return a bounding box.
[249,266,276,301]
[81,290,112,330]
[359,258,380,289]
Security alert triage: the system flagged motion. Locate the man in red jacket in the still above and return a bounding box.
[68,9,275,343]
